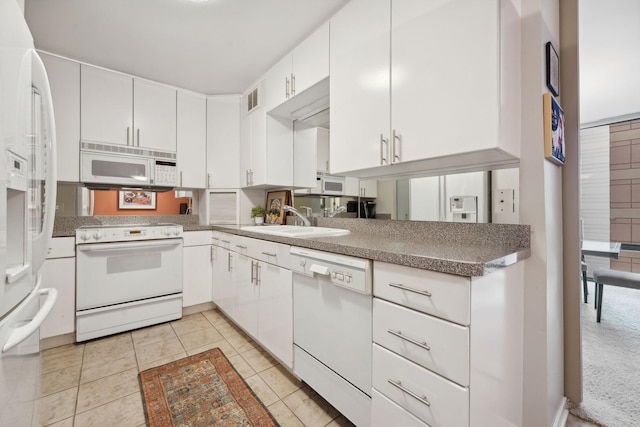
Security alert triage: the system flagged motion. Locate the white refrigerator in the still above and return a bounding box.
[0,0,58,425]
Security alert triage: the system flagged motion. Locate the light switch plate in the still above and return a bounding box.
[495,189,515,213]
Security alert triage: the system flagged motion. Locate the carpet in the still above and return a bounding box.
[568,283,640,427]
[139,348,280,427]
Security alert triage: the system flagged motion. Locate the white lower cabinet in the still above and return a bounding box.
[182,231,213,307]
[40,237,76,339]
[212,234,293,368]
[372,260,524,427]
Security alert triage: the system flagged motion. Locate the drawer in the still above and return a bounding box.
[373,298,469,386]
[373,344,469,427]
[372,389,429,427]
[182,230,212,247]
[374,261,470,325]
[211,231,233,249]
[247,239,290,268]
[47,237,75,259]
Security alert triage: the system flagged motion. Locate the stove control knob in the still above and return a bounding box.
[173,227,180,236]
[93,231,102,240]
[80,231,90,241]
[164,228,171,237]
[299,259,306,267]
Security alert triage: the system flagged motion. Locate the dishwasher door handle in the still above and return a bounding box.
[309,264,330,275]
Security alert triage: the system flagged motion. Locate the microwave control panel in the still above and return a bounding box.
[155,161,178,186]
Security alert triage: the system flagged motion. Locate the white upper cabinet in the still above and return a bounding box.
[81,65,177,152]
[330,0,521,178]
[133,78,177,152]
[330,0,391,175]
[177,90,206,188]
[264,22,330,112]
[241,82,292,189]
[81,65,133,146]
[207,95,241,189]
[40,53,80,183]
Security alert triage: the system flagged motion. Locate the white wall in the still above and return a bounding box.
[580,0,640,126]
[519,0,565,425]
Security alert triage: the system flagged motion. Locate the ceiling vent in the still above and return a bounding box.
[246,86,259,113]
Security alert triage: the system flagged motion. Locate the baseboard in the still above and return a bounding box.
[41,332,75,350]
[182,302,215,316]
[553,397,569,427]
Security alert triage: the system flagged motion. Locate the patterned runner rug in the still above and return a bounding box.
[139,348,279,426]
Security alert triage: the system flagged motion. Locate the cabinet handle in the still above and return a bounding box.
[136,128,141,147]
[389,282,432,297]
[250,170,254,185]
[387,329,431,351]
[261,251,277,257]
[250,260,255,284]
[180,171,183,187]
[326,160,329,172]
[212,237,220,241]
[236,244,247,249]
[256,264,261,286]
[285,77,290,98]
[207,173,211,188]
[380,134,388,165]
[221,239,231,244]
[291,73,296,96]
[126,127,130,146]
[392,129,400,163]
[227,252,232,272]
[387,379,431,407]
[210,246,215,262]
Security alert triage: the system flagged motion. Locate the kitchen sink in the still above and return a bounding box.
[240,225,350,238]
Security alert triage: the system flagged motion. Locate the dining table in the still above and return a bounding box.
[581,240,622,259]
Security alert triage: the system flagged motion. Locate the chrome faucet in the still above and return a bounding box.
[283,205,311,227]
[327,205,346,218]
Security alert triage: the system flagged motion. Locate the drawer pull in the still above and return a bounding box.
[221,240,231,244]
[388,329,431,351]
[236,245,247,249]
[388,379,431,407]
[261,252,277,257]
[212,237,220,241]
[389,283,432,297]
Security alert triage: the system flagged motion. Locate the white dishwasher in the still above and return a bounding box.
[290,246,372,427]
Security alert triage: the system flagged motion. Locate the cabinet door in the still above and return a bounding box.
[80,65,132,146]
[391,0,500,162]
[316,127,330,174]
[40,257,75,339]
[292,21,330,95]
[133,78,177,152]
[232,253,258,337]
[212,246,234,316]
[240,93,253,187]
[344,177,360,197]
[257,262,293,368]
[207,95,240,188]
[183,245,213,307]
[249,105,268,187]
[360,180,377,198]
[177,91,206,188]
[264,54,292,112]
[329,0,390,175]
[41,53,80,183]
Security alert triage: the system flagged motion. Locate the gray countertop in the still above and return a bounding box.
[53,215,530,277]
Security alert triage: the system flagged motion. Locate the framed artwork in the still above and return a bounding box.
[546,41,560,96]
[119,190,156,209]
[265,190,291,224]
[543,93,565,165]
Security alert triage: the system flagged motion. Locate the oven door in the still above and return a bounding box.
[80,150,153,187]
[76,238,183,310]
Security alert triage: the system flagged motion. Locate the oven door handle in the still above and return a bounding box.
[77,239,182,252]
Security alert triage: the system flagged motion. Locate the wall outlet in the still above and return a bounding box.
[494,189,515,214]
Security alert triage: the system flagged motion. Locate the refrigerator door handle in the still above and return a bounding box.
[2,285,58,353]
[30,50,57,274]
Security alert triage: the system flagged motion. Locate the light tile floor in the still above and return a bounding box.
[36,309,354,427]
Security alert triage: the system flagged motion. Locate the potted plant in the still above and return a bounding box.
[251,206,267,225]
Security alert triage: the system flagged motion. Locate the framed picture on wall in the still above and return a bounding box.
[543,93,565,165]
[546,41,560,96]
[119,191,156,209]
[265,190,291,224]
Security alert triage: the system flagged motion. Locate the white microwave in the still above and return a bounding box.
[80,141,178,190]
[296,174,345,196]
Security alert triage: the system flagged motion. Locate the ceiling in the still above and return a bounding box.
[24,0,349,95]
